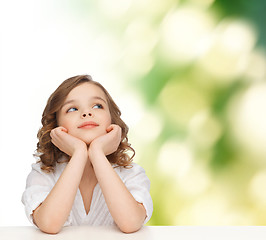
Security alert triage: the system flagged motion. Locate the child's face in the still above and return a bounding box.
[57,82,112,145]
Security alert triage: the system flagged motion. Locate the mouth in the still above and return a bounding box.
[78,121,99,129]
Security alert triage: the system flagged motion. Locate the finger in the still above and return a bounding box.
[51,138,59,148]
[106,125,113,133]
[50,127,61,138]
[112,125,122,136]
[59,126,68,133]
[54,128,68,139]
[50,128,63,146]
[50,129,56,139]
[51,139,56,146]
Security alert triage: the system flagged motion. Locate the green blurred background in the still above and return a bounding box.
[70,0,266,225]
[1,0,266,226]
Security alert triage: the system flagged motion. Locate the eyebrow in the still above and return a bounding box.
[61,96,107,109]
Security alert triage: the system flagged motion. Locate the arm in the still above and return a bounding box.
[88,125,146,233]
[33,127,88,234]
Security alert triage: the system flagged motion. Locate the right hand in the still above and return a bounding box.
[50,127,87,156]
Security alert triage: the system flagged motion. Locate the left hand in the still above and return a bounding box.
[89,124,122,158]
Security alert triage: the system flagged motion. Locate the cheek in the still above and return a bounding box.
[106,114,112,126]
[57,116,71,129]
[56,112,65,127]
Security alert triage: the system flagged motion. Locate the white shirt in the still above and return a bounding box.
[21,161,153,227]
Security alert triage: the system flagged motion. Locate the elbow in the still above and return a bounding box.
[35,217,62,234]
[119,224,142,234]
[117,207,146,233]
[118,218,144,234]
[32,206,63,234]
[38,223,62,235]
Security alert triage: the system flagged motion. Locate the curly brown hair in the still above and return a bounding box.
[35,75,135,172]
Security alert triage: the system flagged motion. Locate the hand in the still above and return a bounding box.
[89,124,122,158]
[50,127,87,156]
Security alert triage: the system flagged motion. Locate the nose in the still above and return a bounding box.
[82,112,92,118]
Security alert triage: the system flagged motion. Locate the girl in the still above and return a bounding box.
[22,75,153,234]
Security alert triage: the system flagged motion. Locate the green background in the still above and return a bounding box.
[62,0,266,225]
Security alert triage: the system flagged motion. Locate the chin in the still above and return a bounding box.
[84,139,93,145]
[78,131,106,145]
[79,137,93,145]
[82,135,99,145]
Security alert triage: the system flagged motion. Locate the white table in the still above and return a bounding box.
[1,226,266,240]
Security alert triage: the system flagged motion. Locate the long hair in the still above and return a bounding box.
[35,75,135,172]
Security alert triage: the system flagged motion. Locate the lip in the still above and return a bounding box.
[78,121,99,129]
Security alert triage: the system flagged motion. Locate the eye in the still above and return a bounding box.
[93,103,103,109]
[67,107,78,113]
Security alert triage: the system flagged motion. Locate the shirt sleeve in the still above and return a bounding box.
[121,163,153,224]
[21,163,72,227]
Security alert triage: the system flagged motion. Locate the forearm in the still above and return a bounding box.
[33,149,87,234]
[90,151,146,233]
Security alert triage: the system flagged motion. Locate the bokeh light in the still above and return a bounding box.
[1,0,266,226]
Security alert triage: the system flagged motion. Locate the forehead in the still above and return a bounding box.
[66,82,107,100]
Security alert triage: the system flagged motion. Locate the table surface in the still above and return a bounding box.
[1,226,266,240]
